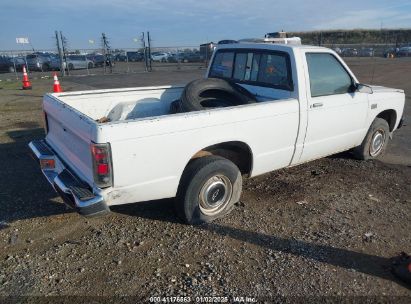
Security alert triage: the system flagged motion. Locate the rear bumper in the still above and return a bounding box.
[28,139,109,217]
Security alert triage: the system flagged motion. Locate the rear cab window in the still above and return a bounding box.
[209,48,293,91]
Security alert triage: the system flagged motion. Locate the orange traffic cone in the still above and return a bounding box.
[53,73,62,93]
[22,66,32,90]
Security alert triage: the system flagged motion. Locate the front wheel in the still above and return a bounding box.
[175,156,242,224]
[353,118,390,160]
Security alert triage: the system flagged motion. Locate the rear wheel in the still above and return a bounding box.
[175,156,242,224]
[353,118,390,160]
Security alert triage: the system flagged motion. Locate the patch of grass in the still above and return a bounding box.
[0,81,22,90]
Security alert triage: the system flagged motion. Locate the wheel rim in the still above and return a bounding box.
[369,129,386,156]
[199,175,232,216]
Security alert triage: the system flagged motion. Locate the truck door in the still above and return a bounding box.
[299,52,368,162]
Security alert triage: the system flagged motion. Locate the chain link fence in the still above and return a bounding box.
[1,42,410,81]
[322,43,411,58]
[0,45,210,80]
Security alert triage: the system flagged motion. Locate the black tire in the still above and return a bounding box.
[175,156,242,225]
[42,63,49,71]
[181,78,256,112]
[353,118,390,160]
[88,62,93,69]
[68,63,74,70]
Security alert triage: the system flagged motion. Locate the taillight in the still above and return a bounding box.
[40,158,55,170]
[91,143,113,188]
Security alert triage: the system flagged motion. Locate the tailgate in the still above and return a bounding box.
[43,94,96,185]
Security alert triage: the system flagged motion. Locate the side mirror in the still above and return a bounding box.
[356,83,373,94]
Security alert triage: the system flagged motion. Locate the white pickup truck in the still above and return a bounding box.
[29,43,405,224]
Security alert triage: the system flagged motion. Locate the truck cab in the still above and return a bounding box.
[207,43,404,164]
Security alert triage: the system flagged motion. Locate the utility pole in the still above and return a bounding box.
[60,31,69,75]
[101,33,112,73]
[141,32,148,72]
[55,31,65,76]
[147,31,152,72]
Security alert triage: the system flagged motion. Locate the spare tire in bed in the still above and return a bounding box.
[180,78,256,112]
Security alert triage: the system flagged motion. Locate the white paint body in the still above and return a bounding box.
[42,44,405,206]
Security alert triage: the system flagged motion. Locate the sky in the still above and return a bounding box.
[1,0,411,51]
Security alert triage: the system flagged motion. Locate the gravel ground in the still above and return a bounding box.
[0,58,410,303]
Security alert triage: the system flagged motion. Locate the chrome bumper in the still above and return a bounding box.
[28,140,109,217]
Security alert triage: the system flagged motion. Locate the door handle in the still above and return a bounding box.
[311,102,323,108]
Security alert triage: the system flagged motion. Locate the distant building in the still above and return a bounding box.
[200,42,215,60]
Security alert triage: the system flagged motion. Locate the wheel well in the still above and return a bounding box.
[377,109,397,131]
[191,141,253,176]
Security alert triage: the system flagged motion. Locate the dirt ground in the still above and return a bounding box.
[0,58,410,303]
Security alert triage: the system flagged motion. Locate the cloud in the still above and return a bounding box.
[0,0,410,49]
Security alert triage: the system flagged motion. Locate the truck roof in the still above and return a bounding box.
[215,42,328,52]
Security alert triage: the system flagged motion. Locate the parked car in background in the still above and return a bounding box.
[383,47,398,58]
[49,55,63,71]
[126,51,144,62]
[181,52,202,63]
[397,46,411,57]
[166,53,181,63]
[7,56,26,72]
[26,53,53,71]
[151,52,169,62]
[333,47,342,55]
[341,48,358,57]
[166,52,201,63]
[0,56,14,73]
[65,55,94,70]
[360,48,374,57]
[115,54,128,62]
[87,54,114,67]
[49,55,93,71]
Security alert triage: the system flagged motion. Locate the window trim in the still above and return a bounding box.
[306,52,355,98]
[209,48,294,91]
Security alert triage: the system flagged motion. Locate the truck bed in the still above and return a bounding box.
[55,85,185,122]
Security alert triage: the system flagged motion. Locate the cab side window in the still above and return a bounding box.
[306,53,353,97]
